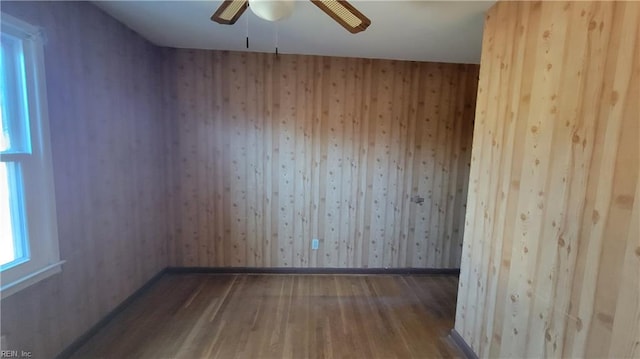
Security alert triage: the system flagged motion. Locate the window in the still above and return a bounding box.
[1,13,62,299]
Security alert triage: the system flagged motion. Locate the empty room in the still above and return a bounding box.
[0,1,638,358]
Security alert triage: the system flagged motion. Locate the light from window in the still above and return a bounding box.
[1,31,31,153]
[0,163,29,267]
[0,163,17,265]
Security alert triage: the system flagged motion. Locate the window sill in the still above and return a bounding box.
[1,260,65,299]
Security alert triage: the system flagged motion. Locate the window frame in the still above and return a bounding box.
[0,12,63,299]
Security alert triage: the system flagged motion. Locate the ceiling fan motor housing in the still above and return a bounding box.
[249,0,296,22]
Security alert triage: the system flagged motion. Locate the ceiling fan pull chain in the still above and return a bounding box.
[275,23,279,56]
[245,7,249,49]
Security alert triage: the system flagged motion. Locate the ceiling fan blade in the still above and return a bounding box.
[211,0,249,25]
[311,0,371,34]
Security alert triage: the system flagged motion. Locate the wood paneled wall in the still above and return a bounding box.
[0,2,168,358]
[455,1,639,358]
[165,50,479,268]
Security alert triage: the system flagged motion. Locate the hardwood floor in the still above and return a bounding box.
[70,273,461,358]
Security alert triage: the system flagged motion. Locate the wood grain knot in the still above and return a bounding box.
[615,194,634,209]
[611,91,619,105]
[597,312,614,329]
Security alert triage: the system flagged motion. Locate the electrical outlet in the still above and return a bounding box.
[311,238,319,250]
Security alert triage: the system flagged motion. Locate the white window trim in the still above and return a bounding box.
[1,13,64,299]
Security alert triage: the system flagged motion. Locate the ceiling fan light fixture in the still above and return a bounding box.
[311,0,371,33]
[249,0,296,22]
[211,0,249,24]
[210,0,371,34]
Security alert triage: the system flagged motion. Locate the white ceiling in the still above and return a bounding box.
[93,1,494,64]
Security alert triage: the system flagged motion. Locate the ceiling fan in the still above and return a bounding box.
[211,0,371,34]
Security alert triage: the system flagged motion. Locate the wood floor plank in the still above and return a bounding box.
[70,273,461,359]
